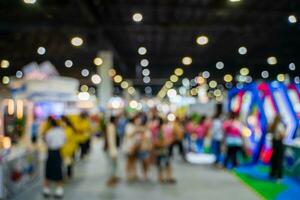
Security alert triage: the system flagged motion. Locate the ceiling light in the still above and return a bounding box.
[16,70,23,78]
[140,59,149,67]
[128,87,136,95]
[170,75,179,82]
[229,0,241,2]
[267,56,277,65]
[65,60,73,68]
[216,61,224,69]
[202,71,210,79]
[261,70,269,79]
[132,13,143,22]
[24,0,36,4]
[142,68,150,76]
[224,74,233,82]
[209,80,217,88]
[182,57,192,66]
[1,60,9,68]
[114,75,123,83]
[81,69,89,77]
[174,68,184,76]
[91,74,101,84]
[138,47,147,55]
[145,86,152,94]
[94,57,103,66]
[196,36,209,46]
[143,76,151,83]
[80,85,89,92]
[238,46,247,55]
[121,81,129,89]
[2,76,10,84]
[288,15,297,24]
[108,69,116,77]
[37,46,46,55]
[240,67,249,76]
[277,74,285,82]
[167,89,177,98]
[289,63,296,71]
[71,36,83,47]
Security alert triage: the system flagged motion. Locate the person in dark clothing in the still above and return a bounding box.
[269,115,286,180]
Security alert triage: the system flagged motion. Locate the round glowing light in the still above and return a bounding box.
[289,63,296,71]
[64,60,73,68]
[224,74,233,82]
[196,76,205,85]
[209,80,217,88]
[167,89,177,98]
[196,35,209,46]
[24,0,36,4]
[142,68,150,76]
[288,15,297,24]
[261,70,269,79]
[16,70,23,78]
[230,0,241,2]
[174,68,184,76]
[121,81,129,89]
[145,86,152,94]
[114,75,123,83]
[89,87,96,94]
[143,76,151,83]
[190,88,198,96]
[190,79,197,87]
[165,81,173,89]
[246,76,253,83]
[167,113,176,121]
[242,127,252,138]
[71,36,83,47]
[216,61,224,70]
[78,92,90,101]
[1,60,9,68]
[182,57,192,66]
[132,13,143,22]
[140,59,149,67]
[2,76,10,84]
[202,71,210,79]
[214,89,222,97]
[91,74,101,84]
[277,74,285,82]
[128,87,136,95]
[170,75,179,83]
[238,46,247,55]
[240,67,249,76]
[182,78,190,87]
[37,46,46,55]
[267,56,277,65]
[129,100,138,109]
[295,76,300,84]
[80,85,89,92]
[94,57,103,66]
[179,87,187,95]
[138,47,147,55]
[108,69,116,77]
[81,69,89,77]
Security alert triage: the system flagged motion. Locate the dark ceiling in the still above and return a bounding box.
[0,0,300,94]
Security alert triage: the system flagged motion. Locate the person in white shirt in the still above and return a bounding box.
[104,116,120,187]
[211,112,224,166]
[43,118,66,198]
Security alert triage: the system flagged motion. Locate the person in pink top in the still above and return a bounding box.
[223,112,244,169]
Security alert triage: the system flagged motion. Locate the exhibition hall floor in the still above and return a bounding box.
[14,141,258,200]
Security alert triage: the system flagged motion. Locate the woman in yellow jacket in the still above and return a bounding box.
[75,112,91,159]
[60,116,78,179]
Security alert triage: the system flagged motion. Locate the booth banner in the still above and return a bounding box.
[284,144,300,181]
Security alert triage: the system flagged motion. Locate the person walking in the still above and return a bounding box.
[43,118,66,198]
[223,112,243,169]
[269,115,286,181]
[169,117,186,161]
[104,116,120,187]
[211,112,224,166]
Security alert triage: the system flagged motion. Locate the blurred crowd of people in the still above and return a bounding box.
[40,107,286,197]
